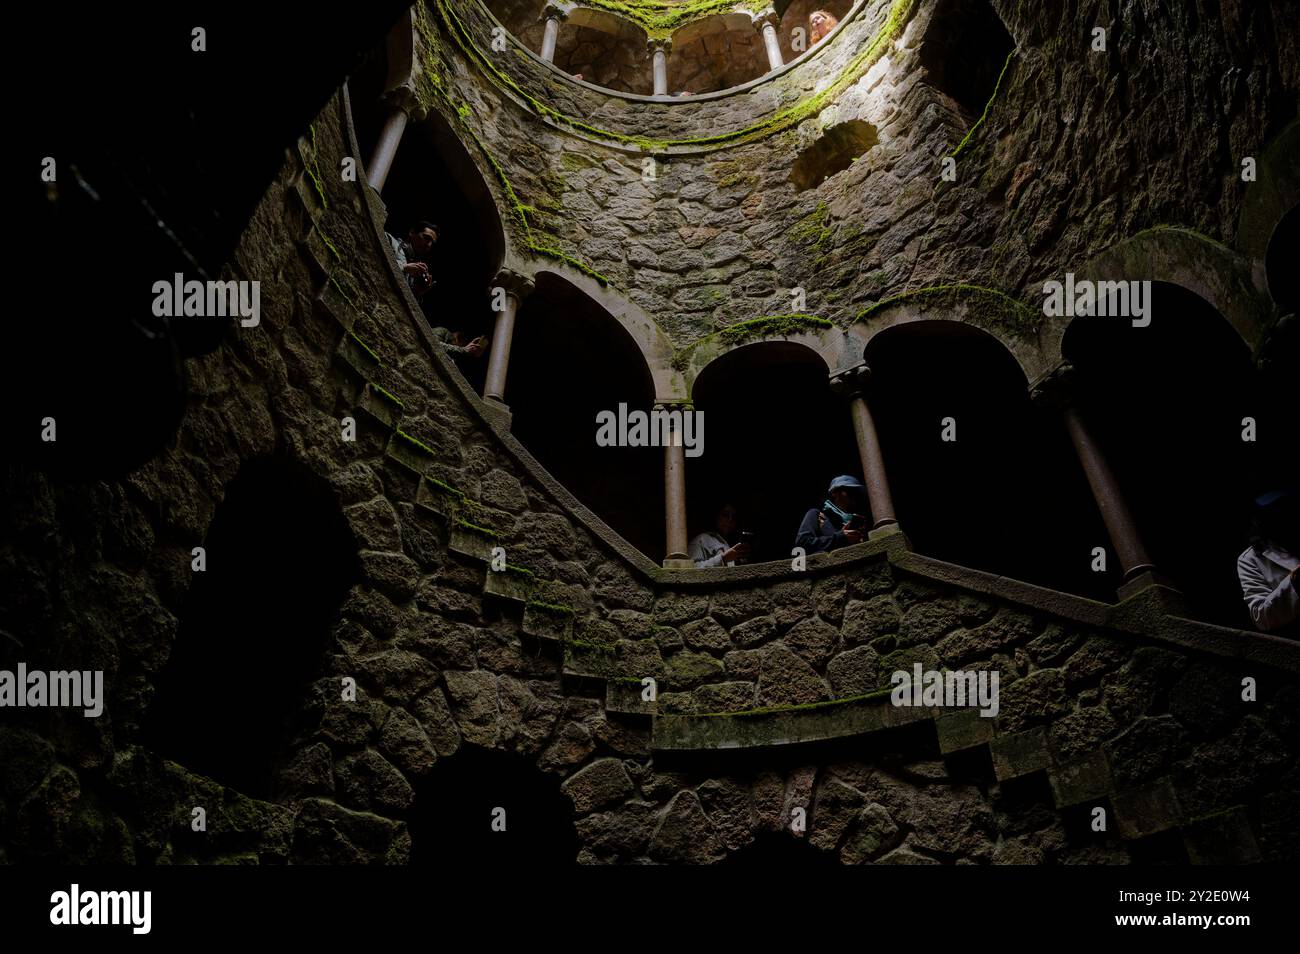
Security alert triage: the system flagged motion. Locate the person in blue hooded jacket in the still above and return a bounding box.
[795,475,869,554]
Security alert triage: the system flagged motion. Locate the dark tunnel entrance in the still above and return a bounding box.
[1063,282,1286,627]
[687,343,860,565]
[507,275,663,560]
[408,744,579,865]
[866,321,1112,601]
[145,458,360,798]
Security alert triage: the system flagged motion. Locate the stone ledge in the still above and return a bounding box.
[356,383,402,430]
[988,727,1050,782]
[1113,778,1184,840]
[651,689,933,751]
[1048,749,1113,808]
[1181,806,1261,864]
[483,567,534,603]
[935,707,995,754]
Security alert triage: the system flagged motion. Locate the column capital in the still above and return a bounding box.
[751,7,781,29]
[492,268,536,300]
[384,85,428,123]
[653,399,692,412]
[829,362,873,398]
[1029,362,1078,411]
[542,3,570,21]
[647,37,672,55]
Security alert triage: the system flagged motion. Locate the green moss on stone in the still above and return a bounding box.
[303,124,329,209]
[716,314,834,344]
[395,428,437,457]
[575,0,771,40]
[455,517,501,539]
[673,314,833,370]
[432,0,918,153]
[426,475,467,502]
[346,329,381,363]
[528,244,614,286]
[856,284,1040,339]
[950,50,1016,160]
[789,201,833,248]
[371,383,404,408]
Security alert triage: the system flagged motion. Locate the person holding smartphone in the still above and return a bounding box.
[690,503,750,567]
[794,475,869,554]
[386,220,440,300]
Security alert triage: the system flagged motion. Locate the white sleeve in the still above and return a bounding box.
[689,534,725,568]
[1238,550,1300,631]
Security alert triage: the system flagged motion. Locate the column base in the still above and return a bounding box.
[479,397,513,431]
[1116,569,1189,615]
[662,558,695,570]
[868,521,901,541]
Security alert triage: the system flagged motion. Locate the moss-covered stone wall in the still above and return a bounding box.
[2,72,1297,862]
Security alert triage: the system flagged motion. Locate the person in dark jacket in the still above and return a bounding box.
[795,475,868,554]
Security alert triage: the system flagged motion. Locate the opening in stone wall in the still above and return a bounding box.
[864,321,1112,601]
[348,49,505,398]
[145,458,360,798]
[687,343,860,565]
[776,0,855,64]
[790,119,879,192]
[408,744,579,864]
[1063,283,1285,627]
[918,0,1014,118]
[506,274,663,559]
[667,16,771,94]
[487,0,655,94]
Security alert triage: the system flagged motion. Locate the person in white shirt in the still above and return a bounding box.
[1237,490,1300,635]
[689,504,750,568]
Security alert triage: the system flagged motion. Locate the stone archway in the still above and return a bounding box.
[1061,281,1277,628]
[688,340,859,565]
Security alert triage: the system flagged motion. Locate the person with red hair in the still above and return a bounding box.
[809,9,839,45]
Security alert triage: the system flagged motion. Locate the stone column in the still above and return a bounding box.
[1031,364,1161,586]
[483,269,535,404]
[366,102,409,194]
[540,5,566,63]
[830,365,898,533]
[660,403,692,566]
[754,10,784,72]
[648,39,672,95]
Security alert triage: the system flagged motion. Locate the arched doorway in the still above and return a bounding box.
[688,343,859,565]
[668,16,771,94]
[1062,282,1279,626]
[865,321,1107,599]
[506,274,663,559]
